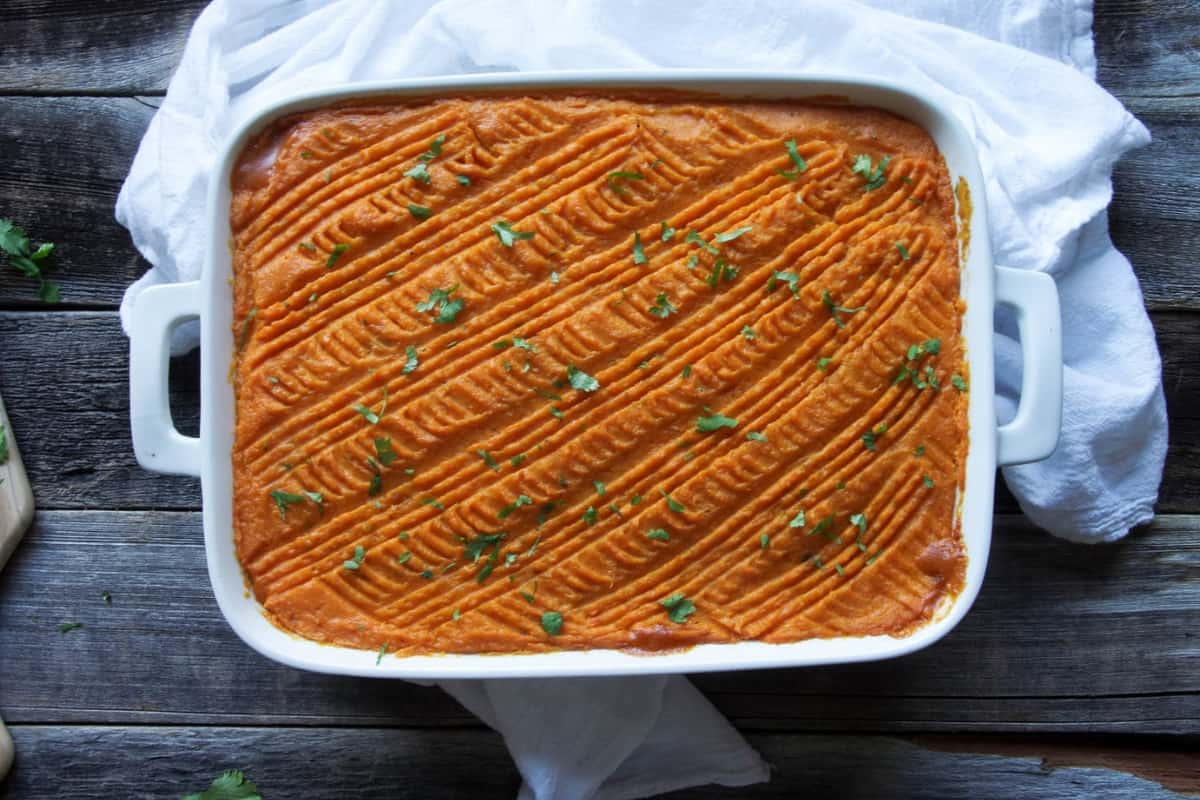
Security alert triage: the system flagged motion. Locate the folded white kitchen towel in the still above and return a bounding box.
[116,1,1166,797]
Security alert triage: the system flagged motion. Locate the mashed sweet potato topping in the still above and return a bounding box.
[229,94,968,656]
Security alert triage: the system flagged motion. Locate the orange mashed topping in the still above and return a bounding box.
[229,94,968,656]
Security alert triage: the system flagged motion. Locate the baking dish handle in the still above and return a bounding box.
[994,266,1062,466]
[129,281,202,477]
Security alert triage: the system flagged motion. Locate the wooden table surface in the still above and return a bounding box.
[1,2,1197,797]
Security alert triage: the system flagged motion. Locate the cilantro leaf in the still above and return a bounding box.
[895,241,911,260]
[343,545,366,571]
[714,225,752,243]
[741,326,756,341]
[851,154,891,191]
[567,364,600,392]
[923,475,935,488]
[862,422,888,451]
[541,611,564,636]
[684,229,719,255]
[784,139,808,173]
[817,357,832,371]
[408,204,433,220]
[659,593,696,624]
[760,533,770,550]
[456,174,471,186]
[951,374,968,392]
[403,345,419,374]
[0,218,61,303]
[352,404,380,424]
[660,490,686,513]
[325,243,349,268]
[416,284,463,324]
[607,170,644,195]
[404,161,432,184]
[661,221,676,241]
[647,528,670,542]
[583,506,598,526]
[821,290,865,328]
[696,413,737,433]
[849,513,868,535]
[491,220,535,247]
[498,494,533,520]
[649,292,677,318]
[269,489,312,520]
[463,533,507,582]
[180,769,262,800]
[789,509,806,528]
[632,231,647,265]
[767,271,800,297]
[592,479,606,497]
[746,431,768,443]
[477,449,500,470]
[375,437,398,466]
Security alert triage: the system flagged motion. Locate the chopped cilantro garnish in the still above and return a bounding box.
[592,479,606,497]
[550,271,560,284]
[397,552,412,565]
[851,153,891,190]
[923,475,935,488]
[0,218,61,302]
[325,243,350,268]
[366,457,383,496]
[659,593,696,624]
[404,161,432,184]
[583,506,598,526]
[419,497,445,510]
[895,241,910,260]
[685,229,719,255]
[715,225,752,243]
[510,454,527,467]
[452,608,461,621]
[661,221,676,241]
[269,489,321,520]
[951,374,968,392]
[299,241,316,252]
[660,490,686,513]
[809,515,837,541]
[375,437,398,466]
[818,357,832,371]
[760,533,770,549]
[513,337,536,352]
[421,569,434,579]
[784,139,808,174]
[849,513,868,535]
[463,533,506,583]
[376,643,389,664]
[343,545,366,571]
[789,509,806,528]
[403,345,419,374]
[914,445,926,458]
[491,220,535,247]
[866,548,885,566]
[862,422,888,451]
[834,563,846,576]
[632,231,647,265]
[647,528,670,542]
[353,404,379,424]
[705,257,737,289]
[681,364,692,379]
[408,203,433,220]
[416,284,463,323]
[687,254,699,269]
[456,174,471,186]
[423,134,445,159]
[741,325,756,341]
[498,494,532,520]
[746,431,768,443]
[477,449,500,470]
[180,769,261,800]
[567,364,600,392]
[607,170,644,195]
[649,292,677,318]
[541,611,564,636]
[822,290,865,328]
[549,405,564,420]
[696,413,737,433]
[767,271,801,297]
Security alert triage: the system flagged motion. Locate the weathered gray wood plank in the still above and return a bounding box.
[1,310,1195,514]
[0,726,1192,799]
[0,511,1195,733]
[1094,0,1200,100]
[0,1,205,95]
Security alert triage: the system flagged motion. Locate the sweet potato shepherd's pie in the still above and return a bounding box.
[229,94,969,656]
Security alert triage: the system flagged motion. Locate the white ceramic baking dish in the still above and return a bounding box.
[129,70,1061,679]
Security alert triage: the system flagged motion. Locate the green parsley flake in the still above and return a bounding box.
[416,284,464,324]
[632,231,647,265]
[375,437,398,466]
[788,509,806,529]
[376,643,390,664]
[510,454,527,467]
[541,611,564,636]
[397,552,412,565]
[456,174,471,186]
[583,506,598,526]
[403,345,419,374]
[849,513,868,535]
[567,364,600,392]
[407,203,433,220]
[498,494,533,520]
[647,528,670,542]
[607,170,644,195]
[760,533,770,550]
[661,221,676,241]
[923,475,935,488]
[513,337,536,352]
[491,220,535,247]
[851,153,892,191]
[862,422,888,451]
[818,357,832,371]
[784,139,808,176]
[463,532,506,583]
[809,515,837,541]
[549,405,564,420]
[269,489,320,520]
[741,325,756,341]
[593,479,606,497]
[715,225,752,243]
[746,431,768,443]
[659,593,696,624]
[299,241,317,252]
[343,545,366,571]
[550,271,560,285]
[914,444,926,458]
[822,290,866,328]
[404,161,431,183]
[951,374,968,392]
[696,413,737,433]
[681,364,692,379]
[834,563,846,576]
[419,497,445,510]
[452,608,461,621]
[896,241,911,260]
[649,292,677,318]
[660,490,686,513]
[477,449,500,470]
[767,271,801,297]
[684,229,719,255]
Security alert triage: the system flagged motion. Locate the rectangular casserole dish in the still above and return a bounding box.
[129,70,1061,679]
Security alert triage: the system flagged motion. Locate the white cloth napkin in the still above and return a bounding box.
[116,1,1167,797]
